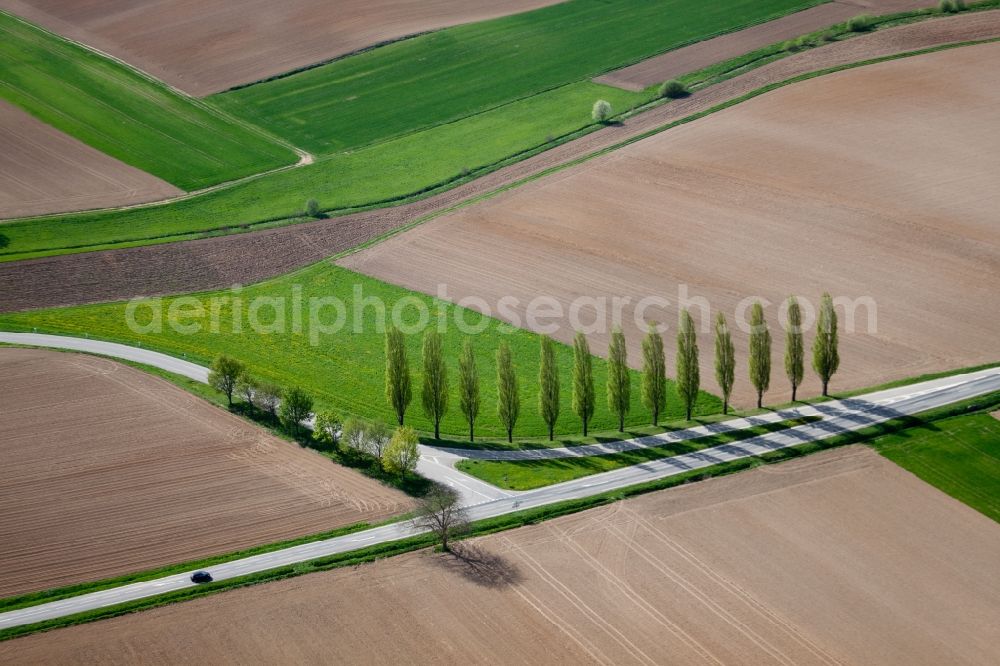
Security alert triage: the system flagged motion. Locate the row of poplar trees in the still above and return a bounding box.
[384,293,839,443]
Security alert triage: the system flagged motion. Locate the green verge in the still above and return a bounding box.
[0,266,720,439]
[2,4,992,261]
[4,389,997,642]
[872,412,1000,522]
[457,416,822,490]
[212,0,820,154]
[0,12,296,189]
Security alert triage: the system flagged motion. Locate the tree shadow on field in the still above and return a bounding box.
[433,543,524,589]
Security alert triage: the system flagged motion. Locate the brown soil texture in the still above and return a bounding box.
[0,348,411,597]
[595,0,931,91]
[342,43,1000,407]
[1,13,997,314]
[0,101,181,219]
[5,446,999,664]
[0,0,562,97]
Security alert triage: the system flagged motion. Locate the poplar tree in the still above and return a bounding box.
[458,339,480,442]
[784,296,805,402]
[572,331,596,436]
[641,324,666,426]
[538,337,560,441]
[676,309,700,421]
[714,312,735,414]
[385,325,411,426]
[748,302,772,409]
[813,292,840,396]
[421,329,448,439]
[496,342,520,443]
[607,327,630,432]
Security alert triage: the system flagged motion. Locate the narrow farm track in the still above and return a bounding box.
[1,12,997,313]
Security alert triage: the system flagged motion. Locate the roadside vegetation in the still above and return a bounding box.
[0,267,719,439]
[0,12,295,189]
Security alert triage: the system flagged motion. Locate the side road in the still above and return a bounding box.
[0,332,998,630]
[3,13,998,312]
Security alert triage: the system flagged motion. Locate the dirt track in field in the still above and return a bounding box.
[343,43,1000,407]
[0,348,411,597]
[6,446,999,664]
[0,101,181,219]
[0,13,996,314]
[0,0,562,97]
[595,0,931,91]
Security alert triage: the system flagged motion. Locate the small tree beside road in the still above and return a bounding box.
[421,330,449,439]
[383,426,420,475]
[641,324,666,426]
[256,381,282,418]
[676,309,700,421]
[209,355,244,407]
[385,325,412,426]
[413,484,469,552]
[458,340,480,442]
[496,342,520,444]
[313,411,342,447]
[714,312,735,414]
[235,370,258,409]
[813,292,840,396]
[572,331,596,436]
[538,337,560,441]
[748,302,772,409]
[784,296,805,402]
[279,387,313,438]
[607,327,630,431]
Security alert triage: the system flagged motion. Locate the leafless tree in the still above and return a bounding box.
[413,484,469,552]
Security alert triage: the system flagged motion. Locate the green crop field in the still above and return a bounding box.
[0,81,641,261]
[873,412,1000,522]
[0,266,720,438]
[457,416,821,489]
[0,12,296,190]
[213,0,820,154]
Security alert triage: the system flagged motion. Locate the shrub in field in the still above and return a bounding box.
[305,199,322,218]
[279,386,313,437]
[820,30,837,43]
[658,80,688,99]
[591,99,613,123]
[340,416,370,455]
[383,426,420,475]
[938,0,964,11]
[847,14,875,32]
[795,35,813,50]
[782,39,800,53]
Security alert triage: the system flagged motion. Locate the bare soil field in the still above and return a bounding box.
[5,446,999,664]
[595,0,931,91]
[343,43,1000,407]
[0,101,181,219]
[0,0,562,96]
[1,12,996,313]
[0,348,411,597]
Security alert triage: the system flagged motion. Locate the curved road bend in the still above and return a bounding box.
[1,332,998,629]
[2,13,998,313]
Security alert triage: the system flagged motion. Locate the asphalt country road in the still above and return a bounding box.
[1,332,998,630]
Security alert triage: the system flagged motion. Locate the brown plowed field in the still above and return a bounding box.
[595,0,930,91]
[342,43,1000,407]
[0,0,561,96]
[1,13,997,314]
[6,447,999,664]
[0,101,181,219]
[0,348,411,597]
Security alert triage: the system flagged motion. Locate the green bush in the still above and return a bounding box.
[658,79,689,99]
[782,39,800,53]
[847,14,875,32]
[305,199,321,218]
[591,99,613,123]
